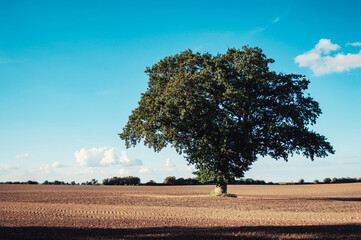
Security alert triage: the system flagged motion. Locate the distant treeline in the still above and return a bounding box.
[0,180,39,185]
[0,179,96,185]
[1,176,361,185]
[319,177,361,184]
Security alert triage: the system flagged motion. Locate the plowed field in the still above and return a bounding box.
[1,183,360,239]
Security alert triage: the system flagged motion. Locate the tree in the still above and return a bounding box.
[323,177,332,184]
[163,176,176,185]
[146,180,157,185]
[120,46,334,194]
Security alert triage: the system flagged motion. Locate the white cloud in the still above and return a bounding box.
[52,162,61,168]
[314,39,340,54]
[347,42,361,47]
[16,153,30,158]
[119,150,131,164]
[165,158,175,168]
[295,39,361,75]
[52,161,71,168]
[75,147,108,167]
[138,166,150,174]
[100,148,117,165]
[165,158,176,172]
[39,164,50,174]
[118,167,129,175]
[182,165,195,172]
[74,147,142,167]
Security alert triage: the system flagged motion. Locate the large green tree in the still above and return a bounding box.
[120,46,334,194]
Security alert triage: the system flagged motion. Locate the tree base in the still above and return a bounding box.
[214,182,227,195]
[209,192,237,198]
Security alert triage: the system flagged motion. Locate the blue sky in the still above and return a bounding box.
[1,0,360,183]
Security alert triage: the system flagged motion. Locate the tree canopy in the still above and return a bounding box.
[120,46,334,193]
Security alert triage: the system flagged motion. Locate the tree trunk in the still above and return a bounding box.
[214,181,227,195]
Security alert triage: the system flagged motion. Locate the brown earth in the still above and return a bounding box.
[0,183,360,239]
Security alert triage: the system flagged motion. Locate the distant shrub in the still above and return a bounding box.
[145,180,157,185]
[102,178,109,185]
[102,176,140,185]
[163,176,176,185]
[323,177,331,184]
[184,178,200,185]
[42,180,67,185]
[235,178,266,185]
[26,180,38,185]
[54,180,67,185]
[245,178,254,184]
[313,179,319,184]
[331,177,358,184]
[254,180,266,185]
[162,177,200,185]
[175,177,185,185]
[298,179,304,184]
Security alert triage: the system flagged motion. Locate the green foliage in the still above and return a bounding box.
[235,178,266,185]
[330,177,359,184]
[102,176,140,185]
[163,176,200,185]
[298,179,305,184]
[323,177,332,183]
[53,180,65,185]
[26,180,38,185]
[163,176,176,185]
[120,46,334,185]
[145,180,157,185]
[42,180,67,185]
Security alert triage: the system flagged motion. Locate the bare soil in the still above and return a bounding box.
[0,183,360,239]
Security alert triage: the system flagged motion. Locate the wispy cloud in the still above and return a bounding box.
[16,153,30,158]
[3,165,20,170]
[295,39,361,75]
[272,11,290,24]
[38,164,51,174]
[248,27,266,35]
[138,166,151,174]
[118,167,129,175]
[52,162,72,168]
[182,165,195,173]
[165,158,175,172]
[347,42,361,47]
